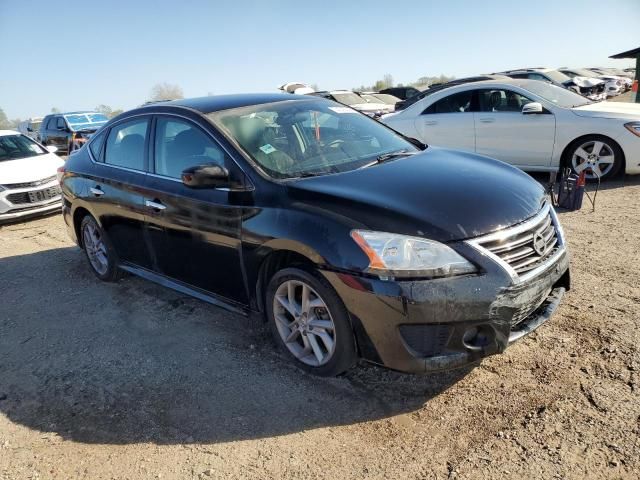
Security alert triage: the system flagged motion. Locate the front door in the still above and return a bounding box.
[414,90,476,152]
[143,115,248,305]
[474,88,556,168]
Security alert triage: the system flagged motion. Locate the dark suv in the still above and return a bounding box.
[40,111,109,156]
[60,94,570,376]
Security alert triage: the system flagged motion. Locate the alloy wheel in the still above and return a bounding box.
[571,140,615,179]
[273,280,337,366]
[82,222,109,275]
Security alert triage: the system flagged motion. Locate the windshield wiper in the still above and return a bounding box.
[359,149,417,170]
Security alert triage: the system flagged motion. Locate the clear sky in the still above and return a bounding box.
[1,0,638,119]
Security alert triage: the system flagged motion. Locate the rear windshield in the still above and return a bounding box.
[64,113,109,131]
[0,134,47,162]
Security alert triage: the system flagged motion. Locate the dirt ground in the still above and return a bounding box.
[1,175,639,480]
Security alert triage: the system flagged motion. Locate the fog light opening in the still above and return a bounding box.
[462,325,494,350]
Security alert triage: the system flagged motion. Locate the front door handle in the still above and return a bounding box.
[145,199,166,211]
[424,120,438,126]
[479,117,495,123]
[90,186,104,196]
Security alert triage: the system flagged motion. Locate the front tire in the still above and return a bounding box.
[567,135,623,180]
[80,215,122,282]
[265,268,356,376]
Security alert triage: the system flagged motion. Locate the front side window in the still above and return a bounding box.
[424,91,473,114]
[56,117,66,129]
[477,89,534,112]
[209,98,416,179]
[154,117,227,179]
[0,134,47,162]
[104,118,148,170]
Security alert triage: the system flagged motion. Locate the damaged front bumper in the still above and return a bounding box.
[321,243,570,373]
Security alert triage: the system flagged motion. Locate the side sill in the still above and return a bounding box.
[119,263,248,316]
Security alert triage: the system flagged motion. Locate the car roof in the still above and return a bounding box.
[162,93,310,114]
[0,130,21,137]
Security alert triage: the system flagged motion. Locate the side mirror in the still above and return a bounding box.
[522,102,543,114]
[181,163,230,189]
[46,145,58,153]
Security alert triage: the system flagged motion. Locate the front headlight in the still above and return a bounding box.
[351,230,477,279]
[624,122,640,137]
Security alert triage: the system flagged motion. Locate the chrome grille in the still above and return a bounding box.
[468,203,564,280]
[2,175,57,189]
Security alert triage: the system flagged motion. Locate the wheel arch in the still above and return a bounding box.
[72,206,92,249]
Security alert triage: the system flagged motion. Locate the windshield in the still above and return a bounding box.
[0,134,47,162]
[209,99,416,179]
[543,70,571,83]
[64,113,109,131]
[521,81,592,108]
[568,69,598,78]
[331,92,365,106]
[371,93,399,105]
[360,94,380,104]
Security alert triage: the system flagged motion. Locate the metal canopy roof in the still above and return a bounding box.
[610,47,640,59]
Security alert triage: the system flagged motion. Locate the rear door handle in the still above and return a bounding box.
[424,120,438,126]
[479,117,495,123]
[145,199,166,211]
[90,186,104,196]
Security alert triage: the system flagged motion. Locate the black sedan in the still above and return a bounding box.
[59,93,570,376]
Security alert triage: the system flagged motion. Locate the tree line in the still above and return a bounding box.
[354,73,456,92]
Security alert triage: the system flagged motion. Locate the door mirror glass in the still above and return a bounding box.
[46,145,58,153]
[181,163,230,188]
[522,102,543,114]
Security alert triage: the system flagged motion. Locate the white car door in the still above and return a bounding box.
[474,88,556,168]
[413,90,476,152]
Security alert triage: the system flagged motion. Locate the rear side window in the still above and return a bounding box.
[89,130,107,161]
[104,118,149,171]
[423,91,473,114]
[154,117,227,178]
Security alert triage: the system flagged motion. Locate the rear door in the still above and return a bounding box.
[473,88,556,168]
[413,90,476,152]
[88,116,153,268]
[142,114,248,304]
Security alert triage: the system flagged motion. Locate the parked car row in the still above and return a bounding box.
[380,78,640,180]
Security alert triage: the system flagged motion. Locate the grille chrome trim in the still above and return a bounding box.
[466,202,566,284]
[1,175,57,189]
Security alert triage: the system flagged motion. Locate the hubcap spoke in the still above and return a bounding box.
[574,147,589,161]
[591,141,604,156]
[308,319,334,330]
[307,333,324,363]
[597,154,614,165]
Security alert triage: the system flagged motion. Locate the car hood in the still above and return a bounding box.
[569,76,604,88]
[286,148,546,242]
[0,153,64,184]
[572,101,640,120]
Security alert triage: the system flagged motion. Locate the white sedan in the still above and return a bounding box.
[0,130,64,222]
[381,79,640,180]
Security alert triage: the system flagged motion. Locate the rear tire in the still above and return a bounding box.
[79,215,122,282]
[566,135,623,181]
[265,267,356,376]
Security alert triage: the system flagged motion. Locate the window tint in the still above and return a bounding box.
[154,117,226,178]
[89,130,107,161]
[424,91,473,114]
[477,89,534,112]
[104,118,148,170]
